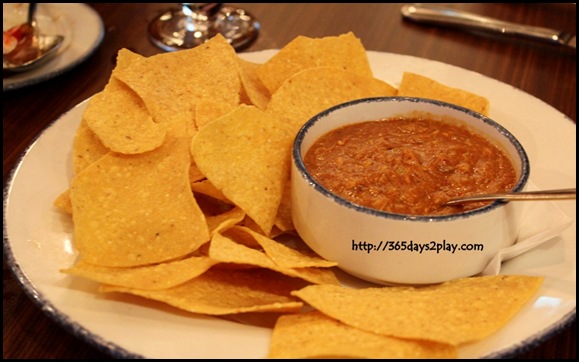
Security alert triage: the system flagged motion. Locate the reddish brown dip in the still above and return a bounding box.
[303,117,518,216]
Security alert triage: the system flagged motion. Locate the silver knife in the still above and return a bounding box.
[401,4,576,51]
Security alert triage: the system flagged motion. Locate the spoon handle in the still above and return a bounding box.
[27,3,37,25]
[445,188,576,205]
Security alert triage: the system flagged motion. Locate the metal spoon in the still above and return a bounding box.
[3,3,65,74]
[444,188,576,206]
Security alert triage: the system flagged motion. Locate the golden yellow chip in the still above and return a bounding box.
[53,188,72,214]
[397,72,490,115]
[61,256,217,290]
[210,230,340,285]
[269,311,457,359]
[100,267,304,315]
[113,34,241,129]
[206,206,246,235]
[190,179,230,203]
[72,119,109,175]
[230,226,337,269]
[274,179,293,232]
[194,99,239,129]
[292,275,543,346]
[257,32,373,94]
[191,104,293,235]
[266,66,397,136]
[70,135,210,267]
[83,77,167,154]
[237,57,271,110]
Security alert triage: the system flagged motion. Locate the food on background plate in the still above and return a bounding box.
[54,32,542,358]
[303,116,518,216]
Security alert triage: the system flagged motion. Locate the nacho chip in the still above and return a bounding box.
[61,256,217,290]
[397,72,490,115]
[266,66,397,136]
[292,275,543,345]
[230,226,337,269]
[83,77,167,154]
[70,135,210,267]
[191,104,293,235]
[274,178,293,232]
[113,34,241,129]
[100,267,304,315]
[210,230,340,285]
[237,57,271,110]
[206,206,246,235]
[53,189,72,214]
[257,32,373,94]
[190,179,230,203]
[269,311,456,359]
[72,119,109,175]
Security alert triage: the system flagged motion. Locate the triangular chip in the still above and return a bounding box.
[237,57,271,110]
[83,77,167,154]
[269,311,457,359]
[61,256,217,290]
[72,119,109,175]
[397,72,490,115]
[209,231,339,286]
[257,32,373,94]
[70,135,209,267]
[112,34,241,129]
[266,66,397,136]
[100,267,304,315]
[292,275,543,345]
[230,226,337,269]
[191,104,293,235]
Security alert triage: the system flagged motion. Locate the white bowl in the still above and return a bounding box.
[291,97,530,285]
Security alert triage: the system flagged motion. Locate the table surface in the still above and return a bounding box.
[3,3,576,359]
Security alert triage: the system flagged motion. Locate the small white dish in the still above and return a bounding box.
[3,3,104,91]
[292,96,530,285]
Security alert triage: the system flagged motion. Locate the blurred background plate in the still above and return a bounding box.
[3,3,104,91]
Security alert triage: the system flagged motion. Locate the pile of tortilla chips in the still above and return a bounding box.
[54,32,541,358]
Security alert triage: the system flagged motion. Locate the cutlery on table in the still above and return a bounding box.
[401,3,576,52]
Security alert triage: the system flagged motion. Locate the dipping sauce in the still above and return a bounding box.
[303,117,518,216]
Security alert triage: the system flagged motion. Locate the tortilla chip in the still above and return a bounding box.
[100,267,304,315]
[266,66,397,136]
[206,207,246,235]
[83,77,167,154]
[257,32,373,94]
[230,226,337,269]
[53,189,72,214]
[397,72,490,115]
[72,119,109,175]
[61,256,217,290]
[210,230,340,285]
[269,311,456,359]
[237,57,271,110]
[113,34,241,129]
[292,275,543,345]
[191,104,293,235]
[70,135,210,267]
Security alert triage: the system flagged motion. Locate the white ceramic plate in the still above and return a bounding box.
[3,50,576,358]
[3,3,104,91]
